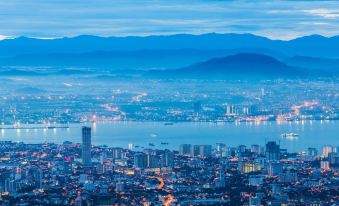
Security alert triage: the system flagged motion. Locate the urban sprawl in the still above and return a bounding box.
[0,127,338,205]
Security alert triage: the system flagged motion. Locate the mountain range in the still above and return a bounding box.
[0,33,338,78]
[1,33,339,57]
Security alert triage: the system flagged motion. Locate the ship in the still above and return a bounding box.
[281,133,299,139]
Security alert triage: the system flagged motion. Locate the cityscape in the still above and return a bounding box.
[1,0,339,205]
[0,127,338,205]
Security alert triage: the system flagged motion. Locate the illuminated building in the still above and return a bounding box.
[81,126,92,165]
[238,161,261,173]
[322,145,336,158]
[320,161,330,170]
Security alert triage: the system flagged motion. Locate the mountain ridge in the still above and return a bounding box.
[1,33,339,58]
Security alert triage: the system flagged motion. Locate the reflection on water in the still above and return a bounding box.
[0,121,338,152]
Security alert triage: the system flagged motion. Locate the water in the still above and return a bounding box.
[0,120,338,152]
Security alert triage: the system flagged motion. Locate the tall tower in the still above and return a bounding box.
[265,141,280,161]
[82,126,92,165]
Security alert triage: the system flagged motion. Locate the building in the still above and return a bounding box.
[249,175,264,186]
[179,144,191,156]
[199,145,212,157]
[320,160,330,170]
[134,153,148,169]
[265,141,280,161]
[322,145,336,158]
[279,170,298,183]
[190,145,200,157]
[307,147,318,156]
[147,154,160,168]
[82,126,92,165]
[267,162,282,176]
[160,150,174,168]
[216,143,226,157]
[112,147,124,160]
[226,104,237,115]
[238,161,261,173]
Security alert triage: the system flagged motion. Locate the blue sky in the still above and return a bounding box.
[1,0,339,40]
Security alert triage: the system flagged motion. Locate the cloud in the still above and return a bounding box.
[0,0,339,39]
[302,8,339,18]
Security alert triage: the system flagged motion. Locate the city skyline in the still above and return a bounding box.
[0,0,338,205]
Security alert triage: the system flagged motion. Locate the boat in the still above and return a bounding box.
[281,133,299,139]
[149,143,155,147]
[47,126,70,129]
[161,142,169,145]
[164,122,174,126]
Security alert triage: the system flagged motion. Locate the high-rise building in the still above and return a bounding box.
[265,141,280,161]
[307,147,318,156]
[112,147,124,160]
[199,145,212,157]
[251,144,263,155]
[31,167,43,189]
[216,143,226,157]
[134,153,148,169]
[190,145,200,157]
[82,126,92,165]
[160,150,174,168]
[226,104,237,115]
[179,144,191,156]
[322,145,336,158]
[0,170,11,193]
[147,154,160,168]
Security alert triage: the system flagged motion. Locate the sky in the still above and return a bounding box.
[1,0,339,40]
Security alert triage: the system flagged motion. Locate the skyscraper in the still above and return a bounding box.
[199,145,212,157]
[82,126,92,165]
[265,141,280,161]
[179,144,191,156]
[134,153,148,169]
[160,150,174,168]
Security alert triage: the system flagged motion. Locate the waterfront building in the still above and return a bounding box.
[82,126,92,165]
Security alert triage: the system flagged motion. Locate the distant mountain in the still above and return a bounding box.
[0,48,287,70]
[154,53,304,79]
[1,33,339,59]
[284,56,339,73]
